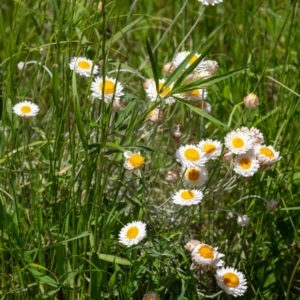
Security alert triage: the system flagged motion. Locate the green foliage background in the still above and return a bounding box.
[0,0,299,299]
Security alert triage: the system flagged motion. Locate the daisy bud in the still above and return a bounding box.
[143,291,160,300]
[98,2,103,10]
[165,171,178,183]
[222,150,233,163]
[266,200,278,212]
[162,62,176,76]
[172,124,182,140]
[184,239,201,252]
[237,215,250,227]
[243,93,259,109]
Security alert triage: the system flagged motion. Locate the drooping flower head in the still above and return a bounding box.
[91,76,124,103]
[13,100,39,118]
[69,56,99,77]
[118,221,146,247]
[123,151,145,170]
[215,267,247,297]
[172,189,203,206]
[191,243,225,269]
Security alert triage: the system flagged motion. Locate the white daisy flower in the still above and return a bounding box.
[198,0,223,6]
[91,76,124,103]
[172,51,205,71]
[224,130,253,155]
[215,267,247,297]
[237,215,250,227]
[234,151,259,177]
[180,88,208,101]
[198,139,222,160]
[198,60,219,75]
[238,126,264,146]
[191,243,225,269]
[176,145,208,167]
[195,101,212,114]
[144,78,175,105]
[123,151,145,170]
[13,100,39,117]
[118,221,146,247]
[172,189,203,206]
[255,145,281,165]
[146,108,164,122]
[69,56,99,77]
[181,166,208,188]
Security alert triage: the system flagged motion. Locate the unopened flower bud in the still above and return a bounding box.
[266,200,278,212]
[237,215,250,227]
[172,124,182,140]
[98,2,103,10]
[223,150,233,163]
[165,171,178,183]
[243,93,259,109]
[17,61,25,70]
[184,239,201,252]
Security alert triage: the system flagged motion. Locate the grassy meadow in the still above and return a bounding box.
[0,0,300,299]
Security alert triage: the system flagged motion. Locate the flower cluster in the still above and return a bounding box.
[70,56,124,105]
[224,126,281,177]
[185,240,247,297]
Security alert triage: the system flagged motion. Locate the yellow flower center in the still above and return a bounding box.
[190,89,200,97]
[184,148,200,161]
[198,245,214,259]
[99,80,115,95]
[203,143,216,154]
[259,147,274,158]
[77,60,91,69]
[238,158,252,170]
[187,168,200,181]
[158,82,172,97]
[126,226,139,239]
[180,190,195,200]
[189,54,199,65]
[128,153,145,168]
[149,110,157,117]
[20,105,32,114]
[222,272,240,288]
[232,137,244,149]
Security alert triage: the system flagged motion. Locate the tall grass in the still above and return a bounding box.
[0,0,299,299]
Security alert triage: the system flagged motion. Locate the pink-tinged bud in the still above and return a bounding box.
[243,93,259,109]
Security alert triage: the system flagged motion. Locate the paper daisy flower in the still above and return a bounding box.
[191,243,225,269]
[233,151,259,177]
[198,0,223,6]
[181,166,208,188]
[13,100,39,117]
[172,189,203,206]
[142,291,160,300]
[123,151,145,170]
[144,78,175,105]
[176,145,208,167]
[199,60,219,75]
[91,76,124,103]
[215,267,247,297]
[224,130,253,155]
[180,88,208,101]
[198,139,222,160]
[172,51,206,71]
[255,145,281,165]
[118,221,146,247]
[238,126,264,146]
[69,56,99,77]
[195,101,212,114]
[146,108,164,122]
[237,215,250,227]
